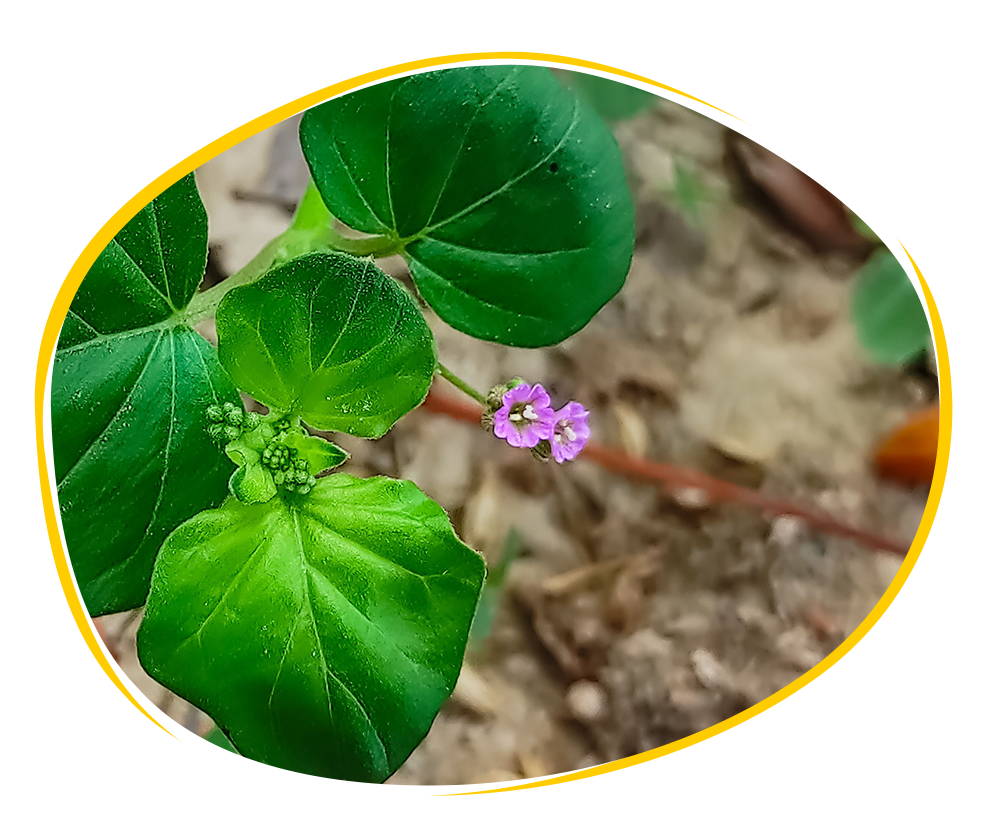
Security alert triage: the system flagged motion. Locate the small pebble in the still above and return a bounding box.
[566,679,608,722]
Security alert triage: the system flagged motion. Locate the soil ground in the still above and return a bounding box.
[95,92,934,786]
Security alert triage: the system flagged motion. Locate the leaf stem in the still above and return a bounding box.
[435,362,488,405]
[297,179,405,258]
[181,233,290,325]
[324,229,405,258]
[180,180,405,326]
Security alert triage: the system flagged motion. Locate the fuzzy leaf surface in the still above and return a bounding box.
[215,252,436,438]
[137,474,485,783]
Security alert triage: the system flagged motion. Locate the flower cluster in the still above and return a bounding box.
[261,442,316,494]
[491,383,590,463]
[206,402,261,444]
[206,404,316,497]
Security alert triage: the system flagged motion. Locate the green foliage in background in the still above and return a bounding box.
[852,249,931,365]
[562,70,658,122]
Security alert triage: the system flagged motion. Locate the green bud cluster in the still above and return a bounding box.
[206,403,323,498]
[274,466,316,495]
[484,377,526,412]
[261,444,316,495]
[261,443,292,470]
[481,377,526,432]
[206,403,261,443]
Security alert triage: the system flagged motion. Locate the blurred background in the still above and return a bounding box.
[95,71,937,785]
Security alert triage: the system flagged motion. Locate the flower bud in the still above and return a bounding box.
[531,440,553,462]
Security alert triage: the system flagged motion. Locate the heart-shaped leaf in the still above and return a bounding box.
[300,65,635,347]
[852,250,931,365]
[60,174,209,342]
[52,174,238,616]
[137,474,485,783]
[215,252,436,438]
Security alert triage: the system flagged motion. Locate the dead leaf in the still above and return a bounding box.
[451,664,499,717]
[728,134,870,254]
[873,404,939,486]
[605,549,664,632]
[541,558,626,598]
[613,401,651,458]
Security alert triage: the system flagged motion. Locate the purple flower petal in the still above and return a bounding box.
[550,401,590,463]
[492,382,555,449]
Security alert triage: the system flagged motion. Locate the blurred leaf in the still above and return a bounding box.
[562,70,658,122]
[469,529,523,650]
[848,210,880,243]
[852,250,930,365]
[671,159,708,227]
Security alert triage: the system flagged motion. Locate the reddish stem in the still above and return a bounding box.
[421,390,909,557]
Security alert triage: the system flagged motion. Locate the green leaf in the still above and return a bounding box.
[229,462,277,504]
[205,725,240,754]
[59,174,208,343]
[561,70,658,122]
[851,250,931,365]
[52,174,238,616]
[468,528,522,651]
[137,474,486,783]
[667,158,710,228]
[280,430,348,474]
[300,65,635,347]
[849,210,880,244]
[215,252,436,438]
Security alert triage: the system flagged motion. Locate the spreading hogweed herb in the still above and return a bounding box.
[50,65,635,782]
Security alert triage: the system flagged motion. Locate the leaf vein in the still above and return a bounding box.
[421,66,523,228]
[110,237,175,313]
[416,98,581,238]
[57,331,166,488]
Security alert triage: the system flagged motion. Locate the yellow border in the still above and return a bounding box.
[35,52,952,796]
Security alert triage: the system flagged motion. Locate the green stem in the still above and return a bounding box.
[296,179,404,257]
[181,179,406,326]
[181,233,290,325]
[290,179,332,233]
[324,229,405,257]
[436,362,488,405]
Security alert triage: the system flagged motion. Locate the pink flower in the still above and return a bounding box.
[493,383,555,448]
[550,401,590,463]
